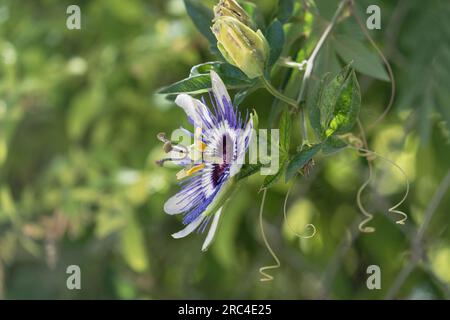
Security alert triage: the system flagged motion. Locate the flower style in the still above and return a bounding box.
[159,71,253,251]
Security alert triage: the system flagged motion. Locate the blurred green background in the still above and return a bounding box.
[0,0,449,299]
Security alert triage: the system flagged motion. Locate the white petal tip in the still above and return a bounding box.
[171,214,205,239]
[163,202,182,215]
[201,208,223,252]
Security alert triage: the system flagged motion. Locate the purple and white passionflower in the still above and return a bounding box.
[158,71,253,251]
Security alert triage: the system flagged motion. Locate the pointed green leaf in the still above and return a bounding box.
[320,65,352,132]
[236,163,262,181]
[325,70,361,136]
[333,35,390,82]
[322,136,348,155]
[311,65,361,139]
[159,62,253,95]
[266,19,285,68]
[184,0,216,45]
[285,144,321,181]
[262,159,286,189]
[158,74,211,95]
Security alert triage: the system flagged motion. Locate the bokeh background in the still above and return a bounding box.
[0,0,449,299]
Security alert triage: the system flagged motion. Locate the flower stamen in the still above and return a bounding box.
[176,163,206,180]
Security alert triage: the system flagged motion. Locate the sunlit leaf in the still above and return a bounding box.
[325,70,361,136]
[319,65,352,132]
[311,65,361,139]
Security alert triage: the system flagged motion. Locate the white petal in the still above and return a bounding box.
[175,94,213,128]
[210,70,231,114]
[201,207,223,252]
[164,181,201,215]
[171,214,205,239]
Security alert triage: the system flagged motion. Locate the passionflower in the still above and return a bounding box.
[158,71,253,251]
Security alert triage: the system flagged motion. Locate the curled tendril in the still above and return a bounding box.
[346,141,409,231]
[258,188,280,282]
[355,156,376,233]
[358,147,409,226]
[283,177,317,239]
[340,132,375,233]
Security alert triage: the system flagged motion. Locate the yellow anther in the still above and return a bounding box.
[176,163,206,180]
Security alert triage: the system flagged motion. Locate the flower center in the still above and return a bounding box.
[211,134,233,187]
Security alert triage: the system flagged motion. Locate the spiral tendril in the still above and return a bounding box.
[258,189,281,282]
[283,178,317,239]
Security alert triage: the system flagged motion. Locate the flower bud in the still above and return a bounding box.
[213,0,253,29]
[212,16,269,79]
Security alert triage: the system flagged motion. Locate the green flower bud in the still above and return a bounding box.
[212,16,269,79]
[213,0,253,29]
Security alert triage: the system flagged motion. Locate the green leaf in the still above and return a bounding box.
[266,19,285,68]
[190,61,246,79]
[236,163,262,181]
[158,74,212,95]
[262,160,286,189]
[311,65,361,139]
[183,0,216,45]
[325,70,361,136]
[279,109,291,155]
[0,186,17,221]
[277,0,296,24]
[160,62,252,95]
[333,35,390,82]
[285,144,321,181]
[67,88,104,141]
[319,65,352,132]
[120,217,149,272]
[322,136,348,155]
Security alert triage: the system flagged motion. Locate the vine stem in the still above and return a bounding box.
[296,0,351,144]
[260,76,299,112]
